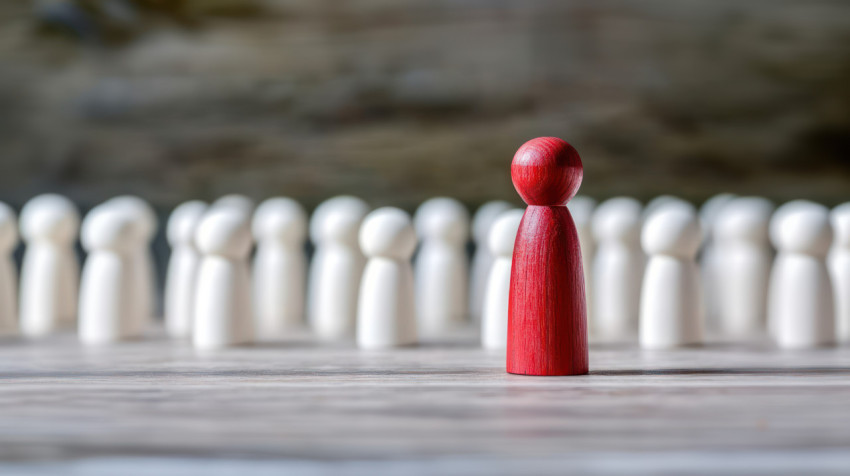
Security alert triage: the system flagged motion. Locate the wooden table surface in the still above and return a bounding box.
[0,329,849,475]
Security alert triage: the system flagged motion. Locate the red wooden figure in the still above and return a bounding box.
[507,137,588,376]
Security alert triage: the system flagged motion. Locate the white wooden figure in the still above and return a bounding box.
[481,209,523,350]
[252,197,307,340]
[766,200,811,338]
[0,203,18,335]
[714,197,774,339]
[19,194,79,336]
[107,196,158,336]
[639,204,704,349]
[357,207,418,349]
[591,197,644,341]
[307,196,369,329]
[78,207,138,344]
[193,209,254,350]
[311,200,369,342]
[769,201,835,349]
[469,200,512,323]
[164,200,207,339]
[413,197,469,338]
[829,203,850,344]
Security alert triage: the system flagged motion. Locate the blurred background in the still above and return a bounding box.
[1,0,850,212]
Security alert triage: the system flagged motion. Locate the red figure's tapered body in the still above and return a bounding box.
[507,137,588,376]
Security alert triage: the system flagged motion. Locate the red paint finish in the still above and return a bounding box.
[507,137,588,376]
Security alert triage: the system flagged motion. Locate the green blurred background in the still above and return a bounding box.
[2,0,850,211]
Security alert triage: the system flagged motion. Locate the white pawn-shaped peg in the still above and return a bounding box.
[591,197,644,341]
[309,197,369,342]
[568,195,597,324]
[769,201,835,349]
[357,207,418,349]
[19,194,80,336]
[107,196,158,335]
[78,208,138,344]
[414,197,470,338]
[481,209,523,350]
[469,200,513,323]
[766,200,812,339]
[640,204,704,349]
[829,203,850,344]
[307,195,369,332]
[0,203,18,335]
[193,209,254,349]
[713,197,774,339]
[164,200,207,339]
[252,197,307,339]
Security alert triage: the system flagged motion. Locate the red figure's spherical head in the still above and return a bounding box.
[511,137,583,206]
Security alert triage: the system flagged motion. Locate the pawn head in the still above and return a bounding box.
[359,207,416,260]
[20,194,79,244]
[310,195,369,244]
[511,137,583,206]
[700,193,736,230]
[81,207,138,254]
[489,209,523,258]
[213,194,255,218]
[0,203,18,253]
[415,198,469,245]
[643,195,691,220]
[714,197,774,244]
[771,201,832,256]
[195,209,253,258]
[591,197,643,243]
[252,197,307,244]
[166,200,208,247]
[108,196,157,241]
[641,206,702,258]
[413,197,469,241]
[321,210,365,246]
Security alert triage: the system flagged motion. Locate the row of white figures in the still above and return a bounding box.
[571,194,850,350]
[0,193,484,348]
[0,192,846,352]
[6,193,482,346]
[164,195,474,349]
[179,197,420,349]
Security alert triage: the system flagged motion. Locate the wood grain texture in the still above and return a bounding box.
[508,206,588,375]
[508,137,587,375]
[1,331,850,475]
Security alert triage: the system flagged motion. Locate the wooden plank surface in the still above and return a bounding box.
[0,329,849,475]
